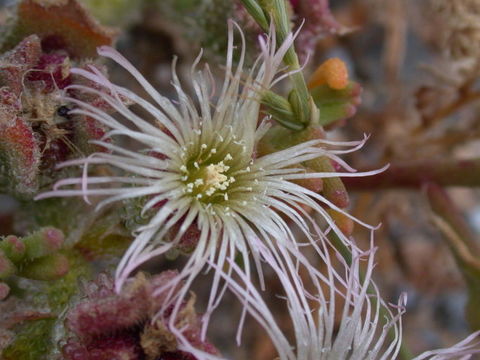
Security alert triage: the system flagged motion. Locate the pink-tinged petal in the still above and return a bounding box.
[413,331,480,360]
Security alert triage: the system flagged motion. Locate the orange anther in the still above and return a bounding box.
[308,58,349,90]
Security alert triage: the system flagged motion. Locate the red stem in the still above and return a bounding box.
[343,158,480,189]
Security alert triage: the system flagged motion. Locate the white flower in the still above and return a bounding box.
[36,21,383,338]
[221,235,480,360]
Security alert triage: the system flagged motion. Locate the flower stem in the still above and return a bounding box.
[343,158,480,190]
[240,0,313,128]
[271,0,312,125]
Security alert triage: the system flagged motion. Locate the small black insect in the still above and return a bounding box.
[56,105,72,119]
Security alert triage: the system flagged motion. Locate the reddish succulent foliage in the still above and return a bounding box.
[167,218,202,254]
[0,34,42,95]
[293,0,348,61]
[0,115,40,195]
[0,32,112,196]
[63,272,219,360]
[0,0,118,197]
[26,52,72,92]
[63,332,143,360]
[1,0,116,59]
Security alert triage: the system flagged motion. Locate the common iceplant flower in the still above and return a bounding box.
[37,21,383,340]
[221,235,480,360]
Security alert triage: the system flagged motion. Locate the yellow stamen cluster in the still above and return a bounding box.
[181,151,236,201]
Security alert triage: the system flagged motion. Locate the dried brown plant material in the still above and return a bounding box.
[141,322,178,359]
[429,0,480,78]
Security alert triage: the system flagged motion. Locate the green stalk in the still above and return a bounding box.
[270,0,311,125]
[240,0,313,128]
[239,0,269,30]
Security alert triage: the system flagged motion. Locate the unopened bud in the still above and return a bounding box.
[327,209,354,236]
[307,157,349,208]
[291,167,323,193]
[288,88,309,125]
[308,58,349,90]
[261,90,305,131]
[239,0,269,30]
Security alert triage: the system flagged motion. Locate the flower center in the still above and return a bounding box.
[181,152,236,202]
[203,163,231,195]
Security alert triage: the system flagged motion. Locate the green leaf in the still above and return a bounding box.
[2,318,56,360]
[310,81,362,126]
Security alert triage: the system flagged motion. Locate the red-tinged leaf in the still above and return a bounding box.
[0,35,42,95]
[26,53,72,92]
[0,88,21,116]
[0,116,41,195]
[72,114,110,153]
[2,0,116,59]
[310,81,362,127]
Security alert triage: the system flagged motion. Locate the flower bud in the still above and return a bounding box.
[327,208,354,236]
[308,58,349,90]
[291,166,323,193]
[306,156,349,208]
[261,90,304,131]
